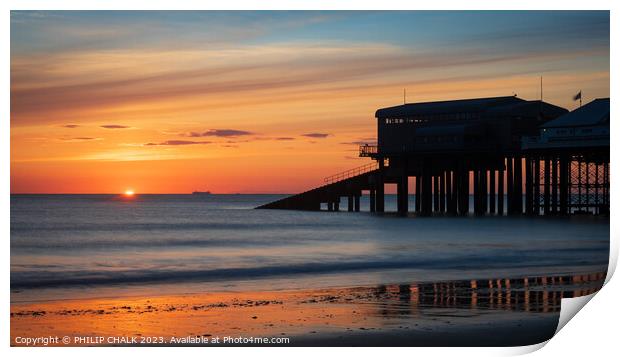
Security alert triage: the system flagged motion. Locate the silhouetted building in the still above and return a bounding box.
[523,98,609,150]
[259,95,609,217]
[366,96,567,157]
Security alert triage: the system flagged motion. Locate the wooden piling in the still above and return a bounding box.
[422,162,433,216]
[376,160,385,213]
[473,170,480,214]
[514,156,523,214]
[369,188,376,213]
[415,176,421,213]
[489,169,496,214]
[559,155,569,215]
[551,158,558,214]
[397,169,408,215]
[440,172,446,213]
[506,157,513,214]
[482,169,488,214]
[462,169,470,215]
[446,170,453,214]
[532,156,540,216]
[544,158,551,215]
[433,175,440,212]
[498,167,504,215]
[525,157,533,215]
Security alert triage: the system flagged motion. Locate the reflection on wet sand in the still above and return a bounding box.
[10,272,606,347]
[369,272,606,317]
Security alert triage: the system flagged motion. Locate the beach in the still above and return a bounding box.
[11,272,605,346]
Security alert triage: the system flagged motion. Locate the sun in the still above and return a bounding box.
[124,189,135,197]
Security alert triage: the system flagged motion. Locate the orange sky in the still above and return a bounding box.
[10,11,610,193]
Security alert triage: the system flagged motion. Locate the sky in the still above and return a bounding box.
[10,11,610,194]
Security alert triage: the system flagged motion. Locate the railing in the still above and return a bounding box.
[359,144,378,157]
[323,161,379,185]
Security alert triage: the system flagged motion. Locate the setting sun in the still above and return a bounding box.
[124,189,135,196]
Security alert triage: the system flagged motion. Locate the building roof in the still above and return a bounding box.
[487,100,568,118]
[541,98,610,128]
[375,96,524,118]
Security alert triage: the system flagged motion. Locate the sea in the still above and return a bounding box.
[10,194,609,303]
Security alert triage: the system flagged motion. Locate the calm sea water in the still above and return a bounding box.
[10,194,609,303]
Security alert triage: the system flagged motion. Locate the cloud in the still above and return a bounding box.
[340,140,377,145]
[275,137,295,141]
[60,137,102,142]
[100,124,130,129]
[301,133,330,138]
[186,129,253,137]
[144,140,211,146]
[11,40,609,125]
[61,124,80,128]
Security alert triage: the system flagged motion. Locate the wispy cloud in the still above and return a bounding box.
[185,129,253,137]
[340,140,376,145]
[100,124,130,129]
[302,133,330,138]
[61,124,80,128]
[11,40,609,125]
[60,137,102,142]
[144,140,211,146]
[275,137,295,141]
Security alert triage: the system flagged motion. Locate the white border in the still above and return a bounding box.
[3,1,617,357]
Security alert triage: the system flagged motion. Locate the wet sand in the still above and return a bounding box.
[10,272,605,347]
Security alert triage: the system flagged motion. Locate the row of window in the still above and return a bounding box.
[382,113,481,125]
[414,135,482,144]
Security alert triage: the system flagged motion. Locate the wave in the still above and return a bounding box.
[10,221,341,233]
[10,253,608,290]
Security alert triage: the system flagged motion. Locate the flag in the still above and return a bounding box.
[573,91,582,101]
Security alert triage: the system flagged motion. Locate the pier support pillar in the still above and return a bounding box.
[463,169,470,215]
[506,157,514,215]
[433,175,440,212]
[397,169,408,216]
[334,198,340,212]
[446,171,453,214]
[514,156,523,214]
[473,170,480,215]
[525,157,533,215]
[455,168,462,215]
[532,157,540,216]
[544,158,551,215]
[327,202,333,212]
[415,176,421,213]
[551,158,558,214]
[559,155,569,215]
[440,172,446,213]
[451,169,459,214]
[369,188,376,213]
[354,194,360,212]
[422,162,433,216]
[376,160,385,213]
[347,195,353,212]
[498,167,504,216]
[482,169,488,214]
[456,166,468,215]
[489,169,496,214]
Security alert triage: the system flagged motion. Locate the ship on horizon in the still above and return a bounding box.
[192,191,212,195]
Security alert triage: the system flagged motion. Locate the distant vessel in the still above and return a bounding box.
[192,191,211,195]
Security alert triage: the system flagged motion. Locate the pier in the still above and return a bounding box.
[257,96,609,216]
